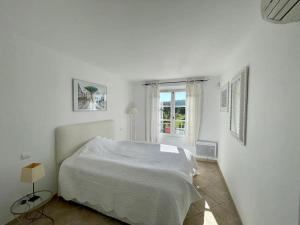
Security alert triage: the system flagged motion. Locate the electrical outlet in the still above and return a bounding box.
[21,152,31,160]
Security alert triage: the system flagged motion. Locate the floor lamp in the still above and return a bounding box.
[127,106,138,141]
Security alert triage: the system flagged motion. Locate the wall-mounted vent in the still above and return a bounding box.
[196,140,217,160]
[262,0,300,23]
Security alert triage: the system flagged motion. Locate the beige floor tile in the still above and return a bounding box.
[193,175,212,189]
[209,204,241,225]
[186,203,204,219]
[184,214,205,225]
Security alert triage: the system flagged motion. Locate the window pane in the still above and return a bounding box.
[175,107,185,120]
[175,121,185,135]
[175,91,186,106]
[159,90,186,136]
[160,92,171,106]
[161,107,171,119]
[161,121,171,134]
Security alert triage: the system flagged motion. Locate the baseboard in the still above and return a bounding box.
[196,157,218,163]
[216,162,243,225]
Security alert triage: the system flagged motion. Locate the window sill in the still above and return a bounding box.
[159,133,186,138]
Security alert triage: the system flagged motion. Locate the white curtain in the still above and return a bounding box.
[146,83,160,143]
[185,81,203,146]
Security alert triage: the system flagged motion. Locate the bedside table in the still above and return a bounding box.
[10,190,54,225]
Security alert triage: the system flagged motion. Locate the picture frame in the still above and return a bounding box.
[73,79,107,111]
[229,66,249,145]
[220,82,229,112]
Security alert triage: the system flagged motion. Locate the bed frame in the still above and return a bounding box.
[55,120,134,223]
[55,120,114,166]
[54,119,197,225]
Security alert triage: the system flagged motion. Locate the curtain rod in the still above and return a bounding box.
[143,79,208,86]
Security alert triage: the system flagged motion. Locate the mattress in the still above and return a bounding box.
[58,137,201,225]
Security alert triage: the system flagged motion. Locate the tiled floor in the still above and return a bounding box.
[8,161,242,225]
[184,161,242,225]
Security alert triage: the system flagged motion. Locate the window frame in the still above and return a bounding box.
[159,89,186,137]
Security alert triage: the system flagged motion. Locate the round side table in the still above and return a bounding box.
[10,190,54,225]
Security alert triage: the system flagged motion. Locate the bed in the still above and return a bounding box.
[56,120,201,225]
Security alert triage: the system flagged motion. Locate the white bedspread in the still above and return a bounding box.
[59,137,201,225]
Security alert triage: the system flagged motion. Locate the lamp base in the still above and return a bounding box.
[20,199,27,205]
[28,195,40,202]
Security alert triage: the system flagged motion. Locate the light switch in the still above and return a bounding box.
[21,152,31,160]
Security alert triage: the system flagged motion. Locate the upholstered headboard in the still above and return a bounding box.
[55,120,114,165]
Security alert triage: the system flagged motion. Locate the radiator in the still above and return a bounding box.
[196,140,218,160]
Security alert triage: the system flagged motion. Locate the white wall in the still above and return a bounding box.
[219,22,300,225]
[132,77,220,154]
[199,77,220,143]
[0,33,132,224]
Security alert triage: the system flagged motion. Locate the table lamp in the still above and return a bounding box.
[21,163,45,202]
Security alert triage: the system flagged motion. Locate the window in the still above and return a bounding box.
[160,90,186,136]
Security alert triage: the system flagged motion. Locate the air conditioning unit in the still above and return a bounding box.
[261,0,300,24]
[195,140,218,160]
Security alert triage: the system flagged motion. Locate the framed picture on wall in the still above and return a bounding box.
[73,79,107,111]
[220,82,229,112]
[230,66,249,145]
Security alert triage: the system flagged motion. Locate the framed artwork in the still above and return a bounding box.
[230,66,249,145]
[73,79,107,111]
[220,82,229,112]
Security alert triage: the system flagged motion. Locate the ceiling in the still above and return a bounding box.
[0,0,260,80]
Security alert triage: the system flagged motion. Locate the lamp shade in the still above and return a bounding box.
[21,163,45,183]
[128,107,138,115]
